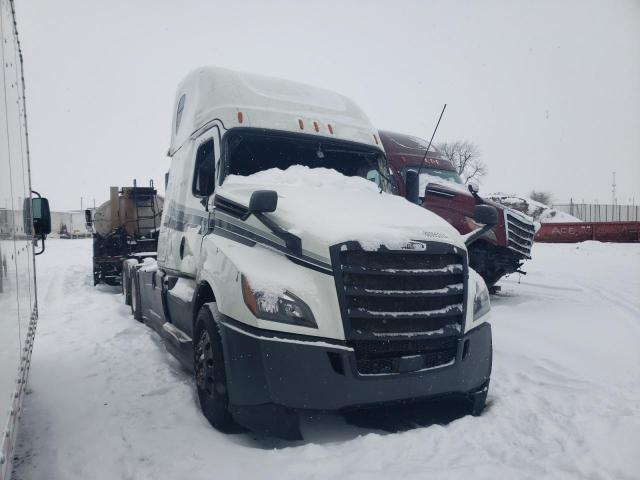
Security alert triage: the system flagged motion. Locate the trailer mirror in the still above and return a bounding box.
[85,209,93,227]
[473,205,498,226]
[405,170,420,205]
[32,197,51,236]
[248,190,278,214]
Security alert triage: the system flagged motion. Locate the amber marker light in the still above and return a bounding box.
[241,275,257,315]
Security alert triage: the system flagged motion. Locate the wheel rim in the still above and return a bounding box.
[195,329,215,397]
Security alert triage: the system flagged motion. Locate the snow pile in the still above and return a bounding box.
[224,166,463,250]
[14,239,640,479]
[138,257,158,272]
[487,193,582,223]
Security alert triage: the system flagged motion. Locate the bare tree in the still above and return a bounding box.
[529,190,553,206]
[436,141,487,184]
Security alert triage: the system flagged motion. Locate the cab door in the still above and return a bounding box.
[159,134,219,277]
[180,135,218,275]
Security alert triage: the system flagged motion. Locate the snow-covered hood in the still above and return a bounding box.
[217,166,465,260]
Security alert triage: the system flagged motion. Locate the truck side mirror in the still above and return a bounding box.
[32,197,51,236]
[468,182,479,194]
[85,209,93,227]
[405,170,420,205]
[249,190,278,213]
[473,205,498,226]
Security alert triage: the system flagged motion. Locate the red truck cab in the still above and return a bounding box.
[379,130,535,288]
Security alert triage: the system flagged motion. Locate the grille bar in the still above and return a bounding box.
[508,221,535,239]
[348,304,464,320]
[507,213,536,233]
[508,234,532,250]
[345,283,463,298]
[507,225,534,243]
[340,264,463,276]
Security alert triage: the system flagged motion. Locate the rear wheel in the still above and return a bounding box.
[194,304,234,431]
[130,271,143,322]
[122,262,132,306]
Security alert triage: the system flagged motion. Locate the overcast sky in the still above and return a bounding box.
[16,0,640,210]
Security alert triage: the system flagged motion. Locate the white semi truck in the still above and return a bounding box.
[0,1,51,478]
[125,66,495,439]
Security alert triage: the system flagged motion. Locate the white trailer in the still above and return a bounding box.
[0,2,51,479]
[127,66,496,439]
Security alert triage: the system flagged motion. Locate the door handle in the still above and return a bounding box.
[179,236,185,259]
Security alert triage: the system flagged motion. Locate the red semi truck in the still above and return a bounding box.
[379,131,535,288]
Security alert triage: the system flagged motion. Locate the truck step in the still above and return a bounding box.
[162,322,192,344]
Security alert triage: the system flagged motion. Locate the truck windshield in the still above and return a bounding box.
[223,130,395,193]
[402,166,465,196]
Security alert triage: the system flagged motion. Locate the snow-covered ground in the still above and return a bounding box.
[13,239,640,480]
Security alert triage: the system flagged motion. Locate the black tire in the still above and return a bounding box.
[122,262,132,306]
[194,303,234,431]
[130,271,143,322]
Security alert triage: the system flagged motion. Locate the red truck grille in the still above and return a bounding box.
[505,212,535,258]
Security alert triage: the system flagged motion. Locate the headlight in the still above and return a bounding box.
[473,277,491,320]
[241,275,317,328]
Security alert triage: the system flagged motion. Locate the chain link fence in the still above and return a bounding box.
[553,203,640,222]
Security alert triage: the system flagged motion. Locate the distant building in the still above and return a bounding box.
[0,208,90,238]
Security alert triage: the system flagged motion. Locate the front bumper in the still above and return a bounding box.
[219,317,492,412]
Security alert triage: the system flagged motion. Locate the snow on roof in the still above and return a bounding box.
[487,193,582,223]
[170,66,381,155]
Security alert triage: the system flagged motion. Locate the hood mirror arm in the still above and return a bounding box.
[467,183,483,203]
[464,224,493,246]
[246,190,302,256]
[252,212,302,256]
[464,205,499,246]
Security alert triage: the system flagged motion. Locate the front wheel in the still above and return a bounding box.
[194,303,235,431]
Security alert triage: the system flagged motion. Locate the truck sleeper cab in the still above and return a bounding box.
[128,67,493,439]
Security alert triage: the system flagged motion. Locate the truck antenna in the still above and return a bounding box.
[418,103,447,178]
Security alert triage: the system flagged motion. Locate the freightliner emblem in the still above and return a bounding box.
[400,241,427,251]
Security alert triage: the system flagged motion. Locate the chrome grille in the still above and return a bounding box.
[505,211,535,258]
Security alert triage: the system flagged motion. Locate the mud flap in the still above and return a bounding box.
[469,381,490,416]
